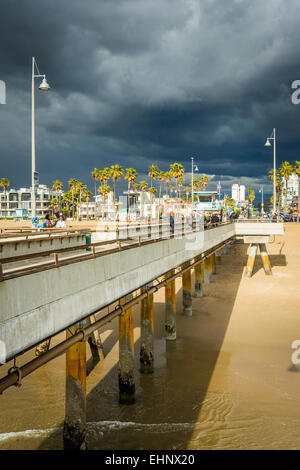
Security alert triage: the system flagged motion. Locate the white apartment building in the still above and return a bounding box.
[232,184,246,203]
[282,173,299,206]
[0,184,59,218]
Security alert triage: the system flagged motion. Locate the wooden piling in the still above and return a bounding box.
[165,269,176,340]
[244,244,258,278]
[182,264,192,316]
[118,294,135,404]
[194,261,203,298]
[203,257,210,284]
[140,284,154,374]
[63,323,87,450]
[259,243,272,276]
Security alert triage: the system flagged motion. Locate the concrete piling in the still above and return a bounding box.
[182,264,192,316]
[63,323,87,450]
[244,244,258,278]
[118,294,135,404]
[165,270,176,340]
[259,243,272,276]
[203,257,210,284]
[216,250,222,264]
[140,284,154,374]
[194,261,203,298]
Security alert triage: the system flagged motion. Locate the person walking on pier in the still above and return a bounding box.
[169,212,175,235]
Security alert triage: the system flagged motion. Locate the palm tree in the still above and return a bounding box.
[52,180,63,211]
[170,163,184,198]
[185,186,191,202]
[139,181,148,192]
[101,168,111,185]
[133,183,140,193]
[98,185,111,219]
[164,171,172,197]
[149,187,157,200]
[62,190,72,217]
[49,197,58,215]
[293,161,300,221]
[124,168,138,219]
[91,168,100,201]
[148,165,159,188]
[279,161,293,209]
[249,190,255,205]
[200,174,209,190]
[83,189,92,220]
[169,184,175,197]
[110,164,124,206]
[68,178,78,219]
[0,178,10,218]
[77,182,87,220]
[157,171,165,200]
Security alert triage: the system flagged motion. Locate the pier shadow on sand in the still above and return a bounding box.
[36,241,287,450]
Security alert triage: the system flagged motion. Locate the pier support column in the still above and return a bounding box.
[86,314,104,363]
[212,253,217,274]
[194,261,203,298]
[119,294,135,404]
[203,257,210,284]
[182,263,192,316]
[244,244,258,278]
[165,270,176,340]
[259,243,272,276]
[216,250,222,264]
[140,284,154,374]
[63,323,87,450]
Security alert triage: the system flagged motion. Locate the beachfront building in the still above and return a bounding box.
[232,184,246,204]
[192,191,221,212]
[282,173,299,207]
[0,185,58,219]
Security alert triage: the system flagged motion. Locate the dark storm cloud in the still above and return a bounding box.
[1,0,300,194]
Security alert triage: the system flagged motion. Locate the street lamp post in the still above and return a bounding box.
[259,186,264,216]
[264,128,276,214]
[191,157,198,210]
[31,57,50,218]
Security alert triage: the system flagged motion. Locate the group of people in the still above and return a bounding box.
[37,212,67,229]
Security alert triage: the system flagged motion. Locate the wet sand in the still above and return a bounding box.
[0,224,300,449]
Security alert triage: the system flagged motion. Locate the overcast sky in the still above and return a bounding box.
[1,0,300,195]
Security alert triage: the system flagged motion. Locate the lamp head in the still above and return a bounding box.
[38,76,50,91]
[264,138,271,147]
[194,165,198,171]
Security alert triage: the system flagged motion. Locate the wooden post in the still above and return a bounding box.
[212,253,216,274]
[203,257,210,284]
[140,284,154,374]
[165,269,176,340]
[194,261,203,298]
[63,323,87,450]
[119,294,135,404]
[259,243,272,276]
[244,244,258,278]
[182,264,192,316]
[216,250,221,264]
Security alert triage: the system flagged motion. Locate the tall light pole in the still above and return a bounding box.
[259,186,264,216]
[31,57,50,218]
[191,157,198,210]
[265,128,276,214]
